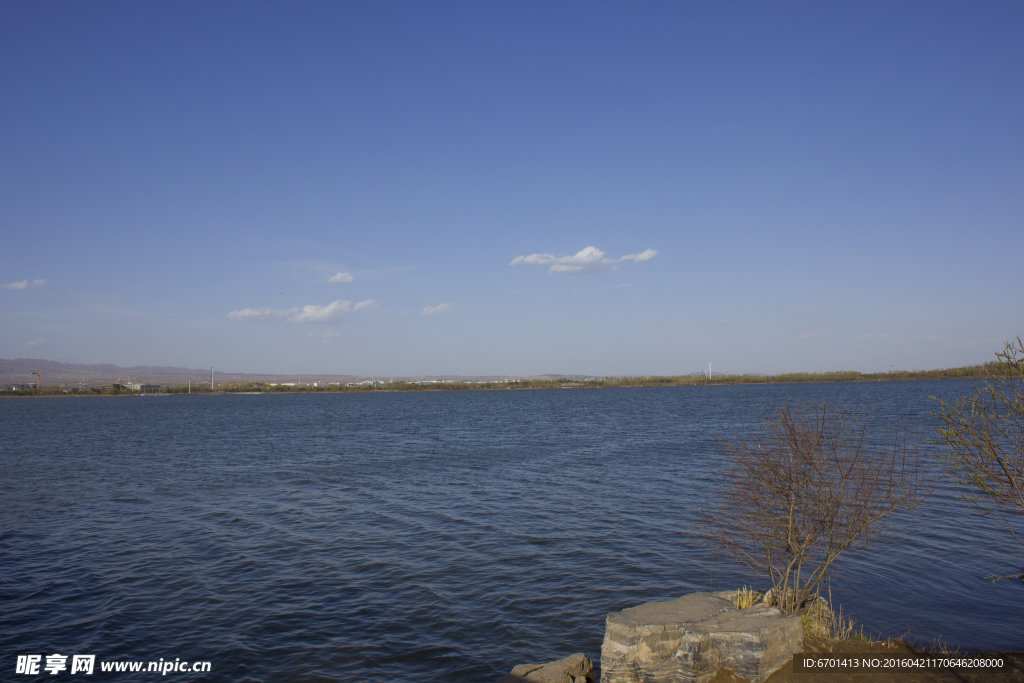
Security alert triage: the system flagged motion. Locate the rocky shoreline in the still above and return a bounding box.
[493,591,1024,683]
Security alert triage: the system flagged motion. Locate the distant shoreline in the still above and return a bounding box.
[1,365,999,397]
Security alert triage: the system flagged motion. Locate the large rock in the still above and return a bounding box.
[496,652,594,683]
[600,591,801,683]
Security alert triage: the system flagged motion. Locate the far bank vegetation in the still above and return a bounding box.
[2,361,1003,396]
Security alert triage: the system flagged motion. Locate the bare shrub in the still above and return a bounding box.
[700,402,925,614]
[934,337,1024,578]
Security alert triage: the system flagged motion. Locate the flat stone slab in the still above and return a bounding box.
[601,591,802,683]
[496,652,594,683]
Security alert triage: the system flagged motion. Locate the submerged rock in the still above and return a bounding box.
[496,652,594,683]
[601,591,802,683]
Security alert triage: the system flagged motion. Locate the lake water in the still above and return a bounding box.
[1,381,1021,681]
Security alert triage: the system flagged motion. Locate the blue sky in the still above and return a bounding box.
[2,1,1021,376]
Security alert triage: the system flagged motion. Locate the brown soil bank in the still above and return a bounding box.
[710,637,1024,683]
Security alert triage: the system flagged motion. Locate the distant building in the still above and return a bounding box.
[112,379,161,392]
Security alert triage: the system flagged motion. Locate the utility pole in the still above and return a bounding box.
[211,366,214,392]
[188,379,191,394]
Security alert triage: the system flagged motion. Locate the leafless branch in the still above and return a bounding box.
[699,402,926,613]
[933,337,1024,580]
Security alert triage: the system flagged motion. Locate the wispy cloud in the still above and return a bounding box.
[329,272,354,283]
[226,307,290,321]
[617,283,632,288]
[307,331,341,338]
[712,319,726,325]
[622,249,658,263]
[397,310,412,316]
[291,299,375,323]
[422,302,453,315]
[3,279,47,290]
[510,246,657,275]
[26,339,47,348]
[227,299,376,323]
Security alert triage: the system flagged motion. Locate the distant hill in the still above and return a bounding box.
[0,358,574,387]
[0,358,231,386]
[1,357,211,377]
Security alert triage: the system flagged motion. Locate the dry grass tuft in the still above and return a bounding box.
[733,585,760,609]
[917,637,966,657]
[800,589,871,641]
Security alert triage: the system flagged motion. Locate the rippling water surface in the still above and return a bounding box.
[2,382,1021,681]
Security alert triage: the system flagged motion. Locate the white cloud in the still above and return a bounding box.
[227,299,376,323]
[510,246,608,274]
[422,302,453,315]
[617,283,632,288]
[3,279,47,290]
[621,249,658,263]
[329,272,354,283]
[26,339,47,348]
[290,299,375,323]
[226,307,291,321]
[397,310,412,316]
[510,246,657,274]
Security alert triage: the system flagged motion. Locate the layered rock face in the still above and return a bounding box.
[600,591,801,683]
